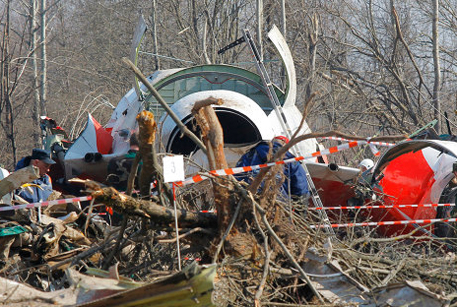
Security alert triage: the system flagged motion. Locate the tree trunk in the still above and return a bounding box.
[151,0,160,70]
[191,98,233,234]
[136,110,172,204]
[30,0,41,147]
[256,0,263,61]
[1,0,18,166]
[40,0,47,117]
[432,0,441,134]
[281,0,286,37]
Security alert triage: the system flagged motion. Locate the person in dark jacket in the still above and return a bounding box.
[235,136,309,199]
[15,149,56,203]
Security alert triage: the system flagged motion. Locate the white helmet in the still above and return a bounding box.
[358,158,374,170]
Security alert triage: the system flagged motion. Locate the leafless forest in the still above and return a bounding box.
[1,0,456,168]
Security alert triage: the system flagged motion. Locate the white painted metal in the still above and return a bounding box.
[159,90,276,148]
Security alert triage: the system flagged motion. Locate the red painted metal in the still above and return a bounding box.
[371,150,437,236]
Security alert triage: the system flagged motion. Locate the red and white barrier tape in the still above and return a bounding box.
[0,196,92,212]
[184,257,201,262]
[308,203,455,211]
[176,140,364,186]
[319,136,396,147]
[310,217,457,229]
[368,143,381,157]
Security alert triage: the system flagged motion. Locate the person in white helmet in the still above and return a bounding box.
[358,158,374,173]
[356,158,374,187]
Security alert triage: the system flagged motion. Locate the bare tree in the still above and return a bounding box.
[0,0,31,167]
[39,0,47,118]
[150,0,160,70]
[0,0,15,165]
[160,0,254,65]
[432,0,441,133]
[30,0,41,147]
[283,1,439,137]
[2,0,457,169]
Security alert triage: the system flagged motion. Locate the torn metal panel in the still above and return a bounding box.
[267,25,296,108]
[129,15,148,99]
[364,280,450,307]
[302,250,369,305]
[75,263,216,307]
[66,267,143,304]
[0,275,78,306]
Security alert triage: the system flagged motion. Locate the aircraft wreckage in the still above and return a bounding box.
[39,24,457,240]
[0,22,453,306]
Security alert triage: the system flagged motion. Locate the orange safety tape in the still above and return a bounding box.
[308,203,455,211]
[310,217,457,229]
[175,140,367,186]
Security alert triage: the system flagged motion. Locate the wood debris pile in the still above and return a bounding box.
[0,109,455,306]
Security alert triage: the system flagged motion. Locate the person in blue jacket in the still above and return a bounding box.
[15,149,55,203]
[236,136,309,199]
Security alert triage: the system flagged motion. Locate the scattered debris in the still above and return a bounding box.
[1,113,457,307]
[1,24,457,307]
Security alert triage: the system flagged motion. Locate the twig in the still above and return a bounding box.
[380,259,406,286]
[157,227,214,243]
[102,216,128,270]
[2,284,20,305]
[83,197,96,236]
[212,188,245,263]
[348,223,443,248]
[49,228,120,271]
[102,153,139,270]
[252,191,271,307]
[126,153,141,195]
[252,195,325,303]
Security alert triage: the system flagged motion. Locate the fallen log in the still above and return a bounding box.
[90,186,217,228]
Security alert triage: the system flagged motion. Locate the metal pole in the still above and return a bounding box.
[172,183,182,270]
[243,29,335,237]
